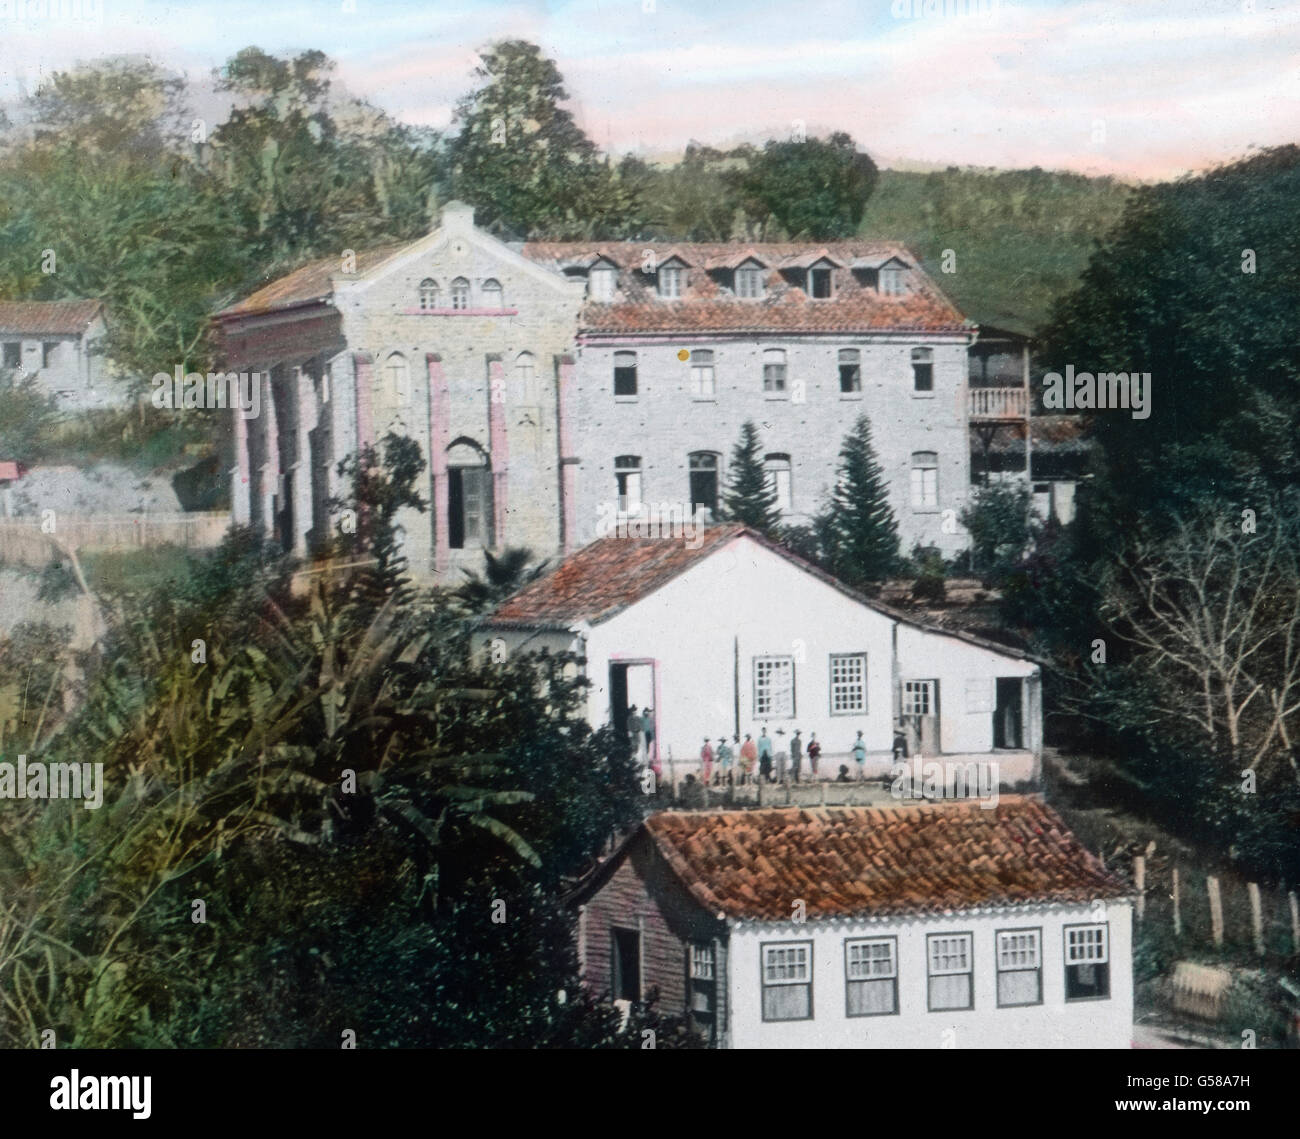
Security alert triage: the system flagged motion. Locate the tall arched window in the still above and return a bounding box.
[515,351,537,405]
[615,455,642,515]
[481,278,503,308]
[379,352,410,408]
[688,451,720,519]
[418,278,439,310]
[447,438,492,548]
[450,277,470,310]
[911,451,938,510]
[765,453,792,514]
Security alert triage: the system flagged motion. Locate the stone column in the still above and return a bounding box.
[487,354,508,548]
[232,401,252,526]
[556,354,578,553]
[292,363,318,555]
[426,354,450,574]
[258,369,280,542]
[353,351,375,457]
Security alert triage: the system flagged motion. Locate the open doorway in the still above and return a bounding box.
[994,677,1024,749]
[610,660,657,766]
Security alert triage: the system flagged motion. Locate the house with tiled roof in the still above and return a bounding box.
[484,524,1041,781]
[212,202,1032,575]
[571,799,1134,1048]
[0,300,115,409]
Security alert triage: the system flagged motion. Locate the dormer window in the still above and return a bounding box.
[450,277,470,310]
[736,265,765,299]
[658,264,684,299]
[589,265,616,301]
[880,266,907,296]
[481,278,503,308]
[418,278,439,310]
[809,266,833,299]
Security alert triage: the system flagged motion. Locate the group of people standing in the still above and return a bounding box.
[697,726,826,785]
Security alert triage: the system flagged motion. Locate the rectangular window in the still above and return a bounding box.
[613,351,638,397]
[912,347,934,392]
[612,928,641,1003]
[996,929,1042,1007]
[762,942,812,1021]
[589,267,616,301]
[839,348,861,394]
[736,266,764,299]
[754,656,795,718]
[690,349,715,398]
[829,653,867,715]
[880,267,906,296]
[846,938,897,1016]
[762,348,787,394]
[903,679,935,717]
[658,266,683,299]
[615,456,642,515]
[2,342,19,369]
[1064,924,1110,1001]
[42,342,57,369]
[927,933,973,1011]
[764,454,791,513]
[911,452,938,510]
[689,943,717,1037]
[688,452,720,518]
[810,267,833,298]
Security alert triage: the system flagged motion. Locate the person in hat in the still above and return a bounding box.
[715,736,733,785]
[739,733,758,784]
[757,726,774,783]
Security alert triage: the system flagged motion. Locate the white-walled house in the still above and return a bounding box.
[0,300,116,409]
[571,799,1134,1048]
[484,523,1041,782]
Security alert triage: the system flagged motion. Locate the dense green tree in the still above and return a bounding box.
[448,40,640,238]
[733,132,877,239]
[721,420,781,533]
[455,547,549,614]
[959,480,1036,579]
[821,414,899,589]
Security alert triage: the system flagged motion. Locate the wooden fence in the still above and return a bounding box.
[0,513,230,567]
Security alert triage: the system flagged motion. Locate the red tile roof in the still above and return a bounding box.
[523,240,970,335]
[216,243,408,318]
[636,799,1129,921]
[0,300,103,336]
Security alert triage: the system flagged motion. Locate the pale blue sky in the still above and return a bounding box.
[1,0,1297,177]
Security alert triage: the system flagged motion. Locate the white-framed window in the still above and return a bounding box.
[450,277,470,310]
[736,265,765,299]
[613,351,638,397]
[690,349,715,399]
[880,266,906,296]
[912,347,934,392]
[418,278,439,310]
[761,941,812,1021]
[762,348,787,394]
[1064,924,1110,1001]
[689,941,717,1036]
[589,266,616,301]
[846,937,897,1016]
[903,679,935,716]
[927,932,973,1011]
[481,278,503,308]
[658,264,684,299]
[754,656,795,718]
[614,455,642,515]
[911,451,938,510]
[514,351,537,405]
[839,348,861,394]
[764,453,792,513]
[996,928,1042,1007]
[809,266,833,298]
[690,943,715,981]
[829,653,867,715]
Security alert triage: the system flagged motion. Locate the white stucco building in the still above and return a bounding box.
[0,300,117,410]
[484,523,1041,782]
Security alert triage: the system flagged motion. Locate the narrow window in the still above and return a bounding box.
[1064,924,1110,1001]
[911,451,938,510]
[658,265,683,299]
[381,352,410,407]
[927,933,973,1011]
[613,350,638,397]
[481,278,503,308]
[42,342,57,369]
[809,266,833,299]
[589,266,616,301]
[612,928,641,1003]
[997,929,1043,1007]
[688,451,720,518]
[880,266,906,296]
[2,342,20,369]
[912,347,934,392]
[762,348,787,394]
[736,266,764,299]
[764,453,792,513]
[447,442,493,549]
[829,653,867,715]
[761,942,812,1021]
[690,349,715,399]
[418,278,439,310]
[450,277,470,310]
[839,348,861,393]
[753,655,795,718]
[846,937,897,1016]
[614,455,642,515]
[515,351,537,405]
[689,943,717,1038]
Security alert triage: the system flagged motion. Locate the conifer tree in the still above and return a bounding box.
[721,420,781,533]
[822,414,900,589]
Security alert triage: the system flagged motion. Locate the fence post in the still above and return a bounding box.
[1172,867,1181,937]
[1207,876,1224,949]
[1247,882,1264,957]
[1133,855,1146,922]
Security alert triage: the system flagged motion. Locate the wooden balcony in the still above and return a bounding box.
[969,387,1029,420]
